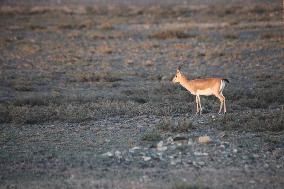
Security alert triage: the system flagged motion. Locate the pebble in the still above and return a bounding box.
[142,156,151,161]
[187,138,193,145]
[102,151,113,157]
[114,150,122,159]
[194,152,209,156]
[198,136,212,144]
[129,146,141,153]
[166,137,174,144]
[173,135,188,141]
[157,141,167,151]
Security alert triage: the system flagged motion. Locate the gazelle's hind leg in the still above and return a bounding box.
[215,93,225,114]
[195,95,199,114]
[197,95,202,114]
[221,93,226,113]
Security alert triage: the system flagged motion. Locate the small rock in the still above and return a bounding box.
[142,156,151,161]
[173,135,188,141]
[219,132,226,138]
[252,154,259,159]
[170,158,181,165]
[198,161,205,166]
[158,146,167,151]
[170,159,176,165]
[102,151,113,157]
[157,152,165,161]
[129,146,141,153]
[157,141,167,151]
[166,137,174,144]
[193,161,205,167]
[114,150,122,159]
[194,152,208,156]
[187,138,193,145]
[198,136,212,144]
[176,142,182,146]
[157,141,163,148]
[249,180,255,184]
[233,149,238,153]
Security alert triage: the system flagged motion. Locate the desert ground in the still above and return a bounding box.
[0,0,283,188]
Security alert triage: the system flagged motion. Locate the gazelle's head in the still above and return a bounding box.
[172,67,182,84]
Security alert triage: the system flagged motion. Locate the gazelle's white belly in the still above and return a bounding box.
[196,88,213,96]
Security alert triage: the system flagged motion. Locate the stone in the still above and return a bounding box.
[157,141,167,151]
[187,138,193,145]
[102,151,113,157]
[114,150,122,159]
[166,137,174,144]
[173,135,188,141]
[198,136,212,144]
[219,132,226,138]
[129,146,141,153]
[194,152,208,156]
[142,156,151,161]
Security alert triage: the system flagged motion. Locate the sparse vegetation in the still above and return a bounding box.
[69,72,123,82]
[150,30,197,40]
[141,130,162,141]
[172,180,209,189]
[156,118,195,132]
[214,111,284,132]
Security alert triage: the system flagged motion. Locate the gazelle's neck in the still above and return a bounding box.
[179,75,195,94]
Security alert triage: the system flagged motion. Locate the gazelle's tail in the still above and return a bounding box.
[222,79,229,83]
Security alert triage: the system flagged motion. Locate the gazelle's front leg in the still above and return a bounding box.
[195,95,199,114]
[197,95,202,115]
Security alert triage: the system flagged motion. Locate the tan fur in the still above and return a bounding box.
[172,69,227,114]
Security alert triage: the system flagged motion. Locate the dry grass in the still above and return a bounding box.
[69,72,123,82]
[156,118,195,133]
[172,181,209,189]
[141,130,162,142]
[214,111,284,132]
[150,30,197,40]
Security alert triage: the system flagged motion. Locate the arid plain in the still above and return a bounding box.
[0,0,283,188]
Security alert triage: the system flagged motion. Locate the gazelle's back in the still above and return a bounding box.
[190,78,221,91]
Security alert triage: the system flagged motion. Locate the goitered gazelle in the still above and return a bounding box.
[172,66,229,114]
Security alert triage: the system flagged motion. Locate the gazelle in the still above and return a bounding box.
[172,66,229,114]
